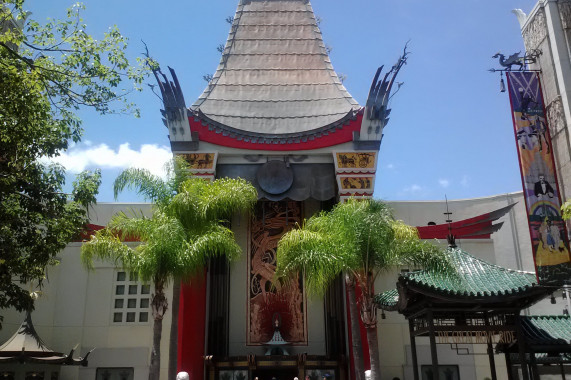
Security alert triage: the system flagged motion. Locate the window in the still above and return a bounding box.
[96,368,134,380]
[112,271,150,324]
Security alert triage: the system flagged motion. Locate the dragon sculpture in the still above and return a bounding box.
[492,50,541,71]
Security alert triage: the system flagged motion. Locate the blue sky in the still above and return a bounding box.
[32,0,539,202]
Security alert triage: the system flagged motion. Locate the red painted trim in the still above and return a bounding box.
[189,113,363,151]
[178,271,207,377]
[336,171,376,175]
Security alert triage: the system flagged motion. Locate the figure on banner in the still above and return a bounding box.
[539,218,561,252]
[518,87,540,120]
[516,126,539,150]
[530,116,550,153]
[534,174,555,198]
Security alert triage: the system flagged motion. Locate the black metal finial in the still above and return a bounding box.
[444,195,457,248]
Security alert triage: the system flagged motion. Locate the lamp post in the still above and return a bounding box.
[563,287,570,315]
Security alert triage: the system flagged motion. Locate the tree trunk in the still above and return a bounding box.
[346,274,366,380]
[366,325,381,380]
[149,312,163,380]
[168,280,181,380]
[149,281,168,380]
[360,276,379,380]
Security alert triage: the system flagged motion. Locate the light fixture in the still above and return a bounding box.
[381,311,386,320]
[551,294,557,304]
[500,72,506,93]
[563,290,568,300]
[563,308,569,316]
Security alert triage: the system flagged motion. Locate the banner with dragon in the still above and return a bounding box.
[247,200,307,345]
[506,71,571,285]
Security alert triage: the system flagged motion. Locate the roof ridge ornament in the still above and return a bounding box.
[149,59,198,147]
[355,43,409,150]
[0,311,91,366]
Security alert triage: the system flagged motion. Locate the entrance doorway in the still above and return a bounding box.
[252,368,298,380]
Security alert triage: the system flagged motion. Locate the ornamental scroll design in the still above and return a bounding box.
[546,97,566,135]
[248,200,306,345]
[559,1,571,29]
[523,9,547,51]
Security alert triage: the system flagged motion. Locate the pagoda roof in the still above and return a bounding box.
[0,312,89,365]
[497,315,571,356]
[191,0,361,136]
[521,315,571,346]
[375,247,547,312]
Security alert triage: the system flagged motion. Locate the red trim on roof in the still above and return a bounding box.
[416,204,515,240]
[74,224,139,242]
[189,113,363,151]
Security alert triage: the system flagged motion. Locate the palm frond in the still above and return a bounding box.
[178,224,242,278]
[199,177,258,220]
[107,211,153,241]
[165,156,194,194]
[81,229,137,271]
[275,198,452,295]
[276,228,348,295]
[113,167,171,204]
[169,177,257,232]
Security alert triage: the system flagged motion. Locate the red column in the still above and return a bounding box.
[178,271,207,377]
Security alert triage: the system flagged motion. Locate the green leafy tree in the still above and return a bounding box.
[0,1,152,320]
[81,159,257,380]
[276,199,454,380]
[561,200,571,220]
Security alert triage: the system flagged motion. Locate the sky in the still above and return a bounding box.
[30,0,539,203]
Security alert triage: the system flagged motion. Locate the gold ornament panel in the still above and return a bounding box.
[338,176,374,190]
[334,152,376,171]
[176,153,217,170]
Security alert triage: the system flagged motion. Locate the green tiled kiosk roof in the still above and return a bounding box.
[376,289,399,309]
[375,247,538,308]
[521,315,571,345]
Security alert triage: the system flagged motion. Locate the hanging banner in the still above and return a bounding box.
[506,71,571,285]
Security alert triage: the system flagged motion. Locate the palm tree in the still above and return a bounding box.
[276,199,454,380]
[81,159,257,380]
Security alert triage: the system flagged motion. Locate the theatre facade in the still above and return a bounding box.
[1,1,571,380]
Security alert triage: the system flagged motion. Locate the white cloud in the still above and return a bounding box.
[47,142,172,177]
[386,163,394,170]
[460,175,470,187]
[438,178,450,188]
[403,184,423,193]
